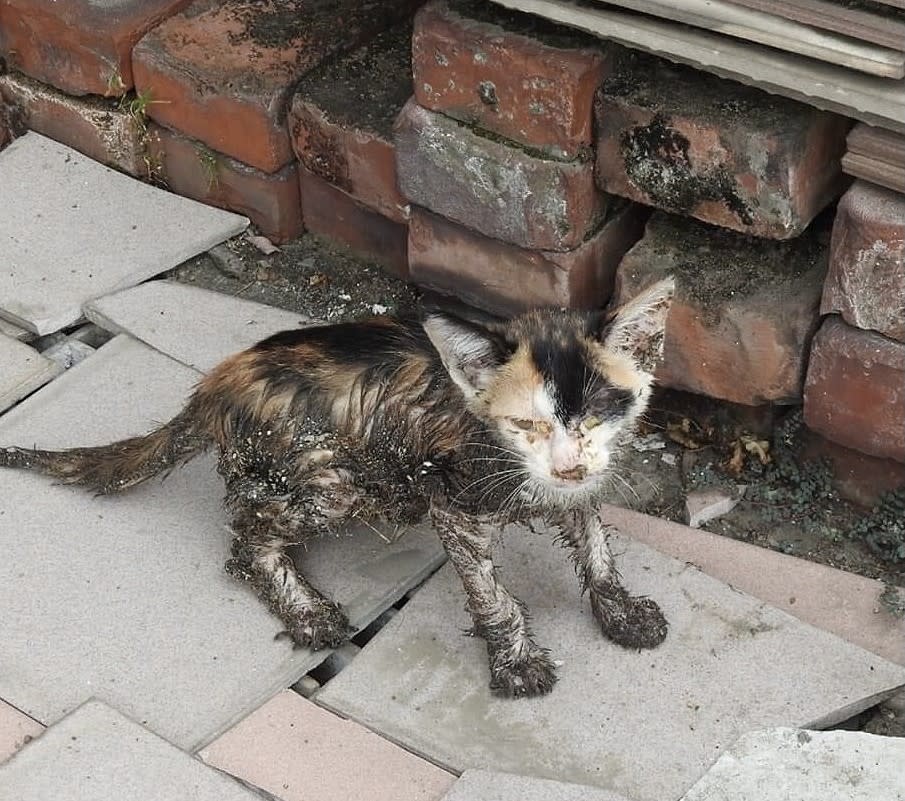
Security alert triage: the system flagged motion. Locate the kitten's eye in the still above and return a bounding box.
[581,415,602,432]
[509,418,552,435]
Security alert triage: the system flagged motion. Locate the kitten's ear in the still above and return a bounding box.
[423,313,513,400]
[601,278,675,372]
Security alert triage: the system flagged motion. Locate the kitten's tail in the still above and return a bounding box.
[0,396,211,495]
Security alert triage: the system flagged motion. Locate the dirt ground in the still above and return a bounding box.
[173,231,904,734]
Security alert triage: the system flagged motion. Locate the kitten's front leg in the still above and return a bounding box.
[430,503,557,698]
[561,510,668,649]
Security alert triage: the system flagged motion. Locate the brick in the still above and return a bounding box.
[614,212,828,405]
[132,0,418,174]
[289,26,412,223]
[0,0,192,96]
[412,0,606,160]
[0,72,148,176]
[147,124,301,244]
[821,180,905,342]
[395,99,606,251]
[803,316,905,463]
[300,169,408,276]
[409,203,647,315]
[595,50,851,239]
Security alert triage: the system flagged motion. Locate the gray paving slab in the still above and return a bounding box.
[0,332,62,413]
[491,0,905,133]
[0,132,248,335]
[0,335,445,750]
[0,700,262,801]
[679,727,905,801]
[84,280,310,373]
[0,318,33,342]
[317,525,905,801]
[441,770,636,801]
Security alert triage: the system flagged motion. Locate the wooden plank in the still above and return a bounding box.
[724,0,905,51]
[586,0,905,75]
[490,0,905,133]
[847,122,905,163]
[842,151,905,192]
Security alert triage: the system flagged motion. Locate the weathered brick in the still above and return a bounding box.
[409,202,647,315]
[289,25,412,223]
[413,0,606,160]
[595,50,851,239]
[148,124,302,244]
[614,212,828,405]
[299,169,408,276]
[804,316,905,463]
[132,0,418,174]
[821,180,905,342]
[0,0,191,96]
[395,99,607,251]
[0,72,148,176]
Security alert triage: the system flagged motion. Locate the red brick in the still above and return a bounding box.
[804,316,905,463]
[395,99,607,251]
[148,124,302,244]
[289,25,412,224]
[0,72,148,175]
[413,0,606,160]
[0,0,191,96]
[132,0,418,174]
[409,203,647,315]
[299,169,408,277]
[614,212,828,405]
[801,429,905,509]
[595,51,851,239]
[821,180,905,343]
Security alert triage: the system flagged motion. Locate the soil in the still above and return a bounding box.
[294,22,414,139]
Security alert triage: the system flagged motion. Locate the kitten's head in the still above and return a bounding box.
[424,279,674,506]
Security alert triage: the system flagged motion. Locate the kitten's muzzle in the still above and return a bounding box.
[551,465,588,482]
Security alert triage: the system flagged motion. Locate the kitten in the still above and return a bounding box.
[0,278,674,697]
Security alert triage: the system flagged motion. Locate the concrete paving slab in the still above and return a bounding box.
[0,332,62,413]
[0,700,43,765]
[84,280,310,373]
[199,689,455,801]
[600,504,905,665]
[491,0,905,133]
[317,524,905,801]
[0,700,262,801]
[679,727,905,801]
[0,335,445,750]
[441,770,636,801]
[0,318,33,342]
[0,132,247,335]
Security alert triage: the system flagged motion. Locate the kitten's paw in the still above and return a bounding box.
[592,589,668,650]
[489,651,558,698]
[277,602,353,651]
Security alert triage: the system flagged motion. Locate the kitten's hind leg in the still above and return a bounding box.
[560,511,667,649]
[227,505,352,651]
[430,504,557,698]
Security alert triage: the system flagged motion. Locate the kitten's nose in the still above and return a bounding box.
[552,465,587,482]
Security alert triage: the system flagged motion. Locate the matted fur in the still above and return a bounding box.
[1,279,674,697]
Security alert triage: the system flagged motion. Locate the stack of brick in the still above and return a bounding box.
[803,181,905,473]
[601,50,852,409]
[393,0,649,314]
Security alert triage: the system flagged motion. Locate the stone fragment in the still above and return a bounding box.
[595,50,850,238]
[147,124,302,244]
[821,180,905,342]
[409,203,647,315]
[803,315,905,463]
[395,99,607,251]
[413,0,607,159]
[0,333,62,413]
[685,488,740,528]
[613,211,828,405]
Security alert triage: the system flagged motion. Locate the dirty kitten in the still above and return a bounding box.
[0,279,674,698]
